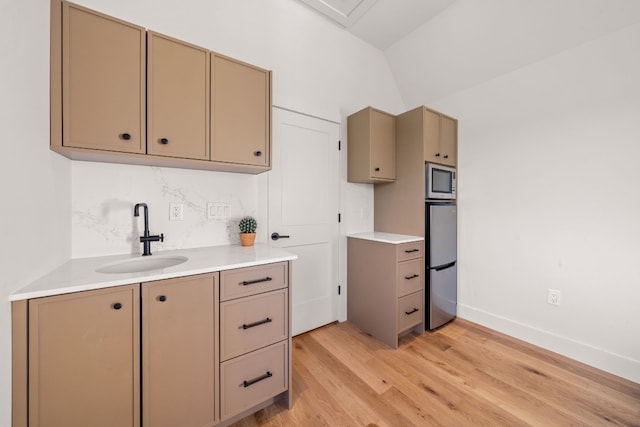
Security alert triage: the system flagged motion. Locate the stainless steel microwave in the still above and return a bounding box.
[426,163,456,200]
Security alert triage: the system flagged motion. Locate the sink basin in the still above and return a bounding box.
[96,255,188,274]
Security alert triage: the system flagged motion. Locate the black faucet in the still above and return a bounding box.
[134,203,164,256]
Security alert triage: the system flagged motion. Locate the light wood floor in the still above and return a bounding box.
[232,319,640,426]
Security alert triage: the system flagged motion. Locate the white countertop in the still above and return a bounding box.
[11,244,297,301]
[348,232,424,244]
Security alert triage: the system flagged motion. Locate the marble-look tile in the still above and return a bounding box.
[72,161,259,258]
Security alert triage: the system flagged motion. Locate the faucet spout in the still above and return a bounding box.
[134,203,163,256]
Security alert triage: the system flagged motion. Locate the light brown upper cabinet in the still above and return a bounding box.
[147,32,210,161]
[60,2,146,154]
[422,107,457,167]
[28,285,140,427]
[348,107,396,183]
[211,54,271,167]
[50,0,272,174]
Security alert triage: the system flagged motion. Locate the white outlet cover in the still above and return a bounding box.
[170,203,184,221]
[547,289,561,306]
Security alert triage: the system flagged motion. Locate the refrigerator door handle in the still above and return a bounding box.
[433,261,456,271]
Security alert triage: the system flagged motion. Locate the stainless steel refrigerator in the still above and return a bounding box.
[426,202,457,329]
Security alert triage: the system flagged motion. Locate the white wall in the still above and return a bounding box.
[0,1,72,426]
[387,0,640,382]
[1,0,404,422]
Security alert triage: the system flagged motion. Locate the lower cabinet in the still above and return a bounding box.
[347,236,425,348]
[142,274,217,427]
[27,285,140,427]
[13,261,292,427]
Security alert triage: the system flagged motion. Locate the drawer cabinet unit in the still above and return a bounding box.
[347,234,424,348]
[218,262,292,423]
[348,107,396,183]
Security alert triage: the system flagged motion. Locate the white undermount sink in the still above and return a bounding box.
[96,255,188,274]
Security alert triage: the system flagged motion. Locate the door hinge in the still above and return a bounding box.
[338,213,341,223]
[338,140,341,151]
[338,285,341,295]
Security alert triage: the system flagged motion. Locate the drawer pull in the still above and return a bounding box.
[243,371,273,388]
[241,277,273,286]
[242,317,272,330]
[404,249,419,253]
[404,274,419,280]
[405,308,419,315]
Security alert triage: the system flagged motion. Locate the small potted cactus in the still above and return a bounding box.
[238,216,257,246]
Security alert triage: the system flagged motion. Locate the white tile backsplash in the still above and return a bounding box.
[71,161,259,258]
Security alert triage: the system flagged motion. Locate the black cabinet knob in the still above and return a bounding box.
[435,153,441,157]
[374,167,380,172]
[158,295,167,302]
[254,151,262,157]
[160,138,169,144]
[120,133,131,141]
[444,154,449,159]
[112,302,123,310]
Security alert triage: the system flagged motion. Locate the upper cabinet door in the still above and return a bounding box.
[147,32,210,160]
[62,3,145,153]
[370,109,396,181]
[211,54,271,167]
[439,115,457,167]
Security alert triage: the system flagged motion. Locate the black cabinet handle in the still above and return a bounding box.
[112,302,123,310]
[404,274,419,280]
[271,232,290,241]
[444,154,449,159]
[160,138,169,144]
[254,151,262,157]
[435,153,441,157]
[158,295,167,302]
[374,167,380,172]
[241,277,273,286]
[404,249,419,253]
[242,317,272,330]
[405,308,419,315]
[243,371,272,388]
[120,133,131,141]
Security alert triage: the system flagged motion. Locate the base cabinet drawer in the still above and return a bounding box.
[397,259,422,297]
[220,262,287,301]
[397,291,423,333]
[220,289,288,361]
[220,341,288,420]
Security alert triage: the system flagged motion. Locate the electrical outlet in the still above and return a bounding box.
[169,203,184,221]
[548,289,561,306]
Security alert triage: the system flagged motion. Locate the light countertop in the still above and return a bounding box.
[348,232,423,244]
[10,244,296,301]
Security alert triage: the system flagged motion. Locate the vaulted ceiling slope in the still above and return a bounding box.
[299,0,640,106]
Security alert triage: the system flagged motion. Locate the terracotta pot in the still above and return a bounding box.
[240,233,256,247]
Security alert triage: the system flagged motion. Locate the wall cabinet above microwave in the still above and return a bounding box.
[50,0,272,174]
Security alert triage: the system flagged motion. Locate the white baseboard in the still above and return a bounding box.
[458,304,640,385]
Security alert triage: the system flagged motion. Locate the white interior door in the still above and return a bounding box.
[269,107,339,336]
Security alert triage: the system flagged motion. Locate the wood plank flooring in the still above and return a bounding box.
[232,319,640,426]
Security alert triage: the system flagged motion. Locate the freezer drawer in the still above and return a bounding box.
[428,263,457,329]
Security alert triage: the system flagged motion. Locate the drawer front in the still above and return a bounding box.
[397,259,423,298]
[220,289,288,361]
[220,341,288,420]
[220,262,287,301]
[397,291,423,333]
[396,241,423,262]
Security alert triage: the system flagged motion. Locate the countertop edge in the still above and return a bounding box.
[10,245,297,302]
[348,232,424,244]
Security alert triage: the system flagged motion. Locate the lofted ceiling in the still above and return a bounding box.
[296,0,457,50]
